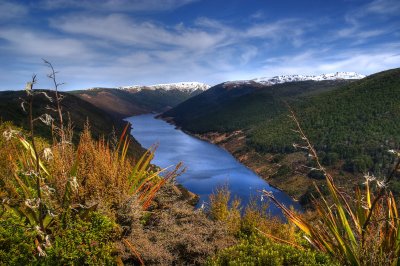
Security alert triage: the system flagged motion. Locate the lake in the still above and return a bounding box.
[126,114,301,217]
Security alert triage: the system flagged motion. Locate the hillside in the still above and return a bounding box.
[0,90,144,156]
[163,79,352,133]
[71,85,206,119]
[162,68,400,200]
[249,68,400,174]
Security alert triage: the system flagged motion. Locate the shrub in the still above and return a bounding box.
[272,164,292,178]
[308,169,325,179]
[208,186,241,235]
[45,211,116,265]
[0,211,38,266]
[207,234,337,266]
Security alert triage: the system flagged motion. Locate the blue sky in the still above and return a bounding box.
[0,0,399,90]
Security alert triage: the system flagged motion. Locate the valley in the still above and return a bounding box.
[162,68,400,205]
[2,0,399,264]
[71,82,208,119]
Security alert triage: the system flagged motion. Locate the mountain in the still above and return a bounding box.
[72,82,209,119]
[162,68,400,200]
[223,72,365,88]
[162,79,353,133]
[248,68,400,172]
[163,69,399,165]
[0,90,144,156]
[119,81,210,92]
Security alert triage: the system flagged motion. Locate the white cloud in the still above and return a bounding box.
[0,28,92,59]
[252,44,400,78]
[0,1,398,90]
[337,0,400,42]
[51,14,228,51]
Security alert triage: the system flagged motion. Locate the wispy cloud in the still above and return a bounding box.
[51,14,228,51]
[0,28,92,59]
[0,0,398,90]
[336,0,400,43]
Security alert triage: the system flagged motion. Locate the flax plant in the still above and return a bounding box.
[264,107,400,265]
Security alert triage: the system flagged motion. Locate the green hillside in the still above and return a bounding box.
[164,68,400,176]
[163,80,351,133]
[71,88,203,119]
[0,90,144,156]
[249,68,400,175]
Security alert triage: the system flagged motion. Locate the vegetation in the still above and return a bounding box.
[206,187,337,265]
[249,68,400,176]
[0,90,144,156]
[265,109,400,265]
[164,68,400,185]
[3,63,400,265]
[0,64,234,265]
[163,80,349,133]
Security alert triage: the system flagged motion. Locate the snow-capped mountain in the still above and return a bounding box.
[119,82,210,92]
[224,72,366,87]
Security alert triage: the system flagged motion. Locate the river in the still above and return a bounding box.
[126,114,301,217]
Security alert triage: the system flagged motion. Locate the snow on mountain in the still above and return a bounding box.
[224,72,366,87]
[119,82,210,92]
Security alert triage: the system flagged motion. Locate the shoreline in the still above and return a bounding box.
[156,114,303,205]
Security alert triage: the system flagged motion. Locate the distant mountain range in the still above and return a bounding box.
[223,72,366,88]
[118,82,210,92]
[71,83,207,119]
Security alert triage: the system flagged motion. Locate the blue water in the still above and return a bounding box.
[126,114,301,217]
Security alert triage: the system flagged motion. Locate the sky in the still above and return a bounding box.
[0,0,399,90]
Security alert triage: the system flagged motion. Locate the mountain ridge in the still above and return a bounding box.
[224,72,365,88]
[118,81,210,92]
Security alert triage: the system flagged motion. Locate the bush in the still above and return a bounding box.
[45,211,116,265]
[0,211,38,266]
[308,169,325,180]
[207,234,337,266]
[272,165,292,178]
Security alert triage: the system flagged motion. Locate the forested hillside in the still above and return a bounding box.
[163,80,351,132]
[164,68,400,177]
[249,68,400,175]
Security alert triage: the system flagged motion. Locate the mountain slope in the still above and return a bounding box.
[249,68,400,173]
[72,83,208,119]
[162,68,400,200]
[164,68,400,172]
[163,79,352,133]
[0,90,144,156]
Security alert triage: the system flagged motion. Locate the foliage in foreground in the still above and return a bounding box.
[0,210,116,266]
[265,108,400,266]
[207,187,336,265]
[0,66,181,265]
[208,234,337,266]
